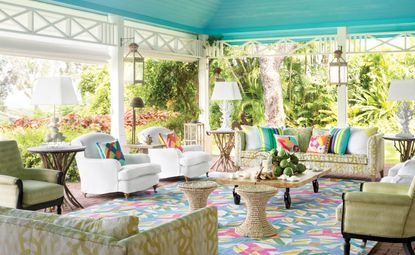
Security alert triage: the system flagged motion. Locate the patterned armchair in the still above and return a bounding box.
[0,140,64,213]
[337,178,415,255]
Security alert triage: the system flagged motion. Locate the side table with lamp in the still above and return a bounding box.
[385,79,415,162]
[30,77,85,208]
[208,77,242,172]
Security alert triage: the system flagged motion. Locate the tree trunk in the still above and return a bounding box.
[258,44,296,126]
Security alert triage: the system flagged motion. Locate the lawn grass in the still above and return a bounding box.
[384,141,400,165]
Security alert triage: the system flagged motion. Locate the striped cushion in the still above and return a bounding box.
[329,127,351,155]
[258,127,283,151]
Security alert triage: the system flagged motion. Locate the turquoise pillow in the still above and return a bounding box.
[96,140,126,166]
[329,127,351,155]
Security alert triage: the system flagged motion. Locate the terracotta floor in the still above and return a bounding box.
[63,167,414,255]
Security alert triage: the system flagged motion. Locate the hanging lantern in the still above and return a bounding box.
[329,46,347,86]
[124,42,144,85]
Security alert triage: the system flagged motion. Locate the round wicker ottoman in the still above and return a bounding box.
[178,181,218,211]
[235,185,278,238]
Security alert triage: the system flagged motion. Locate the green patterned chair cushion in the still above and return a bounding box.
[0,140,24,177]
[283,127,313,152]
[22,180,63,206]
[0,206,59,223]
[54,216,139,240]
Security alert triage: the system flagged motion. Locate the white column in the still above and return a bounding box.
[198,35,210,129]
[108,15,126,144]
[336,27,348,128]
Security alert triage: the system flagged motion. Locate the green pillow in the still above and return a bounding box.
[283,127,313,152]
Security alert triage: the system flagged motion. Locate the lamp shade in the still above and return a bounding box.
[31,77,78,105]
[388,79,415,101]
[211,81,242,101]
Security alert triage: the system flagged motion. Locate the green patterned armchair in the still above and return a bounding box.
[0,140,64,214]
[337,178,415,255]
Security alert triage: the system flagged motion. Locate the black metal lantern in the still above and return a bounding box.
[329,46,348,86]
[124,42,144,85]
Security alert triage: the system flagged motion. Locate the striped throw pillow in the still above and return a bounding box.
[329,127,351,155]
[258,127,283,151]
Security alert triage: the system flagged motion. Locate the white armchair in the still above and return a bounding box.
[381,159,415,184]
[72,133,161,198]
[140,126,211,180]
[148,145,211,180]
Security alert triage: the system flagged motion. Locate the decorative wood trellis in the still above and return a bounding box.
[0,1,117,45]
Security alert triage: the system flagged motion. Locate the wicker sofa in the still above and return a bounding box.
[234,127,385,181]
[0,206,218,255]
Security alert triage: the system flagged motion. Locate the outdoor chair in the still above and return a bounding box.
[139,126,211,180]
[72,133,161,198]
[0,140,64,214]
[337,177,415,255]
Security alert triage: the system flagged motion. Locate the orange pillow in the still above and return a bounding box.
[306,134,330,154]
[159,132,183,152]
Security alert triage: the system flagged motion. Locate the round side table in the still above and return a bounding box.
[178,181,218,211]
[383,134,415,162]
[28,145,86,209]
[235,185,278,238]
[206,130,238,172]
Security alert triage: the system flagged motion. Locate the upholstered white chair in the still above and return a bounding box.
[72,133,161,198]
[140,126,211,180]
[381,159,415,184]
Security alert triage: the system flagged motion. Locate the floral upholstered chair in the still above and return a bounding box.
[337,177,415,255]
[0,140,64,213]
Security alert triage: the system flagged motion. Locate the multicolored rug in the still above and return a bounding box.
[68,178,375,255]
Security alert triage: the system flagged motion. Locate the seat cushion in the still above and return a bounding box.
[180,151,211,166]
[118,163,161,181]
[22,180,63,207]
[296,152,368,165]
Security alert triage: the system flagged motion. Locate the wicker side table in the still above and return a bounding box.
[178,181,218,211]
[235,185,278,238]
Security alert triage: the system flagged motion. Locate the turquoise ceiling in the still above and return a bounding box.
[42,0,415,39]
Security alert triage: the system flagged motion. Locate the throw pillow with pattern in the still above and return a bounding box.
[159,132,184,152]
[274,134,300,152]
[96,140,125,166]
[307,134,330,154]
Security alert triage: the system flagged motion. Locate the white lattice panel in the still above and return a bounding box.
[124,25,203,58]
[348,32,415,53]
[210,35,338,58]
[0,1,116,45]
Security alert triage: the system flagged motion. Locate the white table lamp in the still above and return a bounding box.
[211,81,242,130]
[32,77,79,142]
[387,79,415,138]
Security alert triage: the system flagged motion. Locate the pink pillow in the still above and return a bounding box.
[274,135,299,152]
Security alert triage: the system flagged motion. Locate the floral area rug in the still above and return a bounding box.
[68,178,375,255]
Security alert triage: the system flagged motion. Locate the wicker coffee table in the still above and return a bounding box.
[212,168,330,209]
[235,185,278,238]
[178,181,218,211]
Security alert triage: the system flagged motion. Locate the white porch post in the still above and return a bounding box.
[198,35,210,128]
[108,15,127,144]
[336,27,348,128]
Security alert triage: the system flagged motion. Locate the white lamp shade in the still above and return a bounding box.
[211,81,242,101]
[31,77,79,105]
[388,79,415,101]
